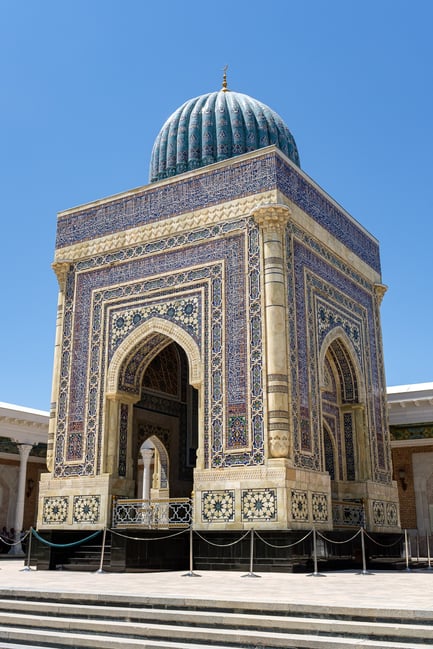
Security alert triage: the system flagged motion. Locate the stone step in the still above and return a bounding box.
[1,600,433,648]
[2,624,433,649]
[1,601,433,643]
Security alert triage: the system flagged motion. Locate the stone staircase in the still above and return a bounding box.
[0,590,433,648]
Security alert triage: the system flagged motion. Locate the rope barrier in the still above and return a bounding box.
[194,529,250,548]
[109,527,188,542]
[31,528,101,548]
[0,530,30,547]
[254,529,312,549]
[317,528,361,544]
[363,530,404,548]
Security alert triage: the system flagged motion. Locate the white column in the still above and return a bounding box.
[9,442,33,555]
[141,448,154,501]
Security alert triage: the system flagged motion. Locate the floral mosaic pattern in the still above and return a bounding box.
[241,489,276,522]
[312,492,328,523]
[73,495,101,523]
[291,490,308,521]
[202,490,234,522]
[42,496,69,524]
[110,297,200,352]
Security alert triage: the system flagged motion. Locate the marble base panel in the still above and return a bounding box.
[37,473,134,530]
[193,461,333,530]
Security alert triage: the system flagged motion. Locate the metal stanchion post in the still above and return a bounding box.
[307,527,326,577]
[182,527,201,577]
[357,526,373,575]
[427,533,432,570]
[416,532,420,563]
[20,527,34,572]
[95,527,107,574]
[241,529,260,578]
[404,529,411,571]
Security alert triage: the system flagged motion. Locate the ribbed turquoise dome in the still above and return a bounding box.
[150,88,300,182]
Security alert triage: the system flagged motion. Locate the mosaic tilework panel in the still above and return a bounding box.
[312,492,328,523]
[110,296,201,353]
[275,156,380,273]
[54,219,264,477]
[291,490,308,522]
[56,150,380,277]
[286,229,389,483]
[373,500,385,526]
[386,502,398,527]
[201,490,235,522]
[42,496,69,525]
[73,495,101,523]
[241,489,277,522]
[56,152,278,249]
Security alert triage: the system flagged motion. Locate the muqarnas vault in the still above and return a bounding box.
[38,78,399,535]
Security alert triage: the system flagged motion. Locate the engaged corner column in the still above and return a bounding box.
[253,204,291,459]
[9,442,33,555]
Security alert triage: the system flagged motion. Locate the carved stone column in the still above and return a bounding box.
[253,204,291,459]
[141,448,154,501]
[9,443,33,555]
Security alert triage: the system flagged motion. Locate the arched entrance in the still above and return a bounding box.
[105,318,202,506]
[320,332,370,488]
[133,342,198,500]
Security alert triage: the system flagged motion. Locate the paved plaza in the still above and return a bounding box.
[1,559,432,615]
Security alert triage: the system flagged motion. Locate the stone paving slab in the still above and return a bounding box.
[0,560,432,614]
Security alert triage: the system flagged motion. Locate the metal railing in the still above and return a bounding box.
[112,498,192,529]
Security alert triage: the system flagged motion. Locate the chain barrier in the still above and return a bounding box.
[109,526,188,542]
[193,529,250,548]
[254,529,312,549]
[31,528,101,548]
[0,530,30,547]
[317,528,361,544]
[363,530,404,548]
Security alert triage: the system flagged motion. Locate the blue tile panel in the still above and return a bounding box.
[286,223,390,484]
[55,151,380,274]
[53,219,264,478]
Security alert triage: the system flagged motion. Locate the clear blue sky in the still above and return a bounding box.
[1,1,432,411]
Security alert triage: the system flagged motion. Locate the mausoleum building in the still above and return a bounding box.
[37,77,400,538]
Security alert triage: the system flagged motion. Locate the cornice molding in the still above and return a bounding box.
[54,191,278,264]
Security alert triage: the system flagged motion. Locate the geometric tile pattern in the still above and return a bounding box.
[57,151,380,273]
[312,492,329,523]
[291,490,309,522]
[54,220,265,477]
[241,489,277,522]
[386,502,398,527]
[42,496,69,525]
[286,230,390,483]
[72,495,101,523]
[373,500,386,525]
[201,490,235,523]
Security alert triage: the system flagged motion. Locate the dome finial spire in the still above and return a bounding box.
[222,65,229,92]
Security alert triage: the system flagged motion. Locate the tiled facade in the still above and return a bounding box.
[37,146,399,533]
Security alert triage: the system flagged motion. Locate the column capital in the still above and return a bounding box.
[13,442,33,460]
[52,261,72,291]
[373,283,387,306]
[252,204,291,232]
